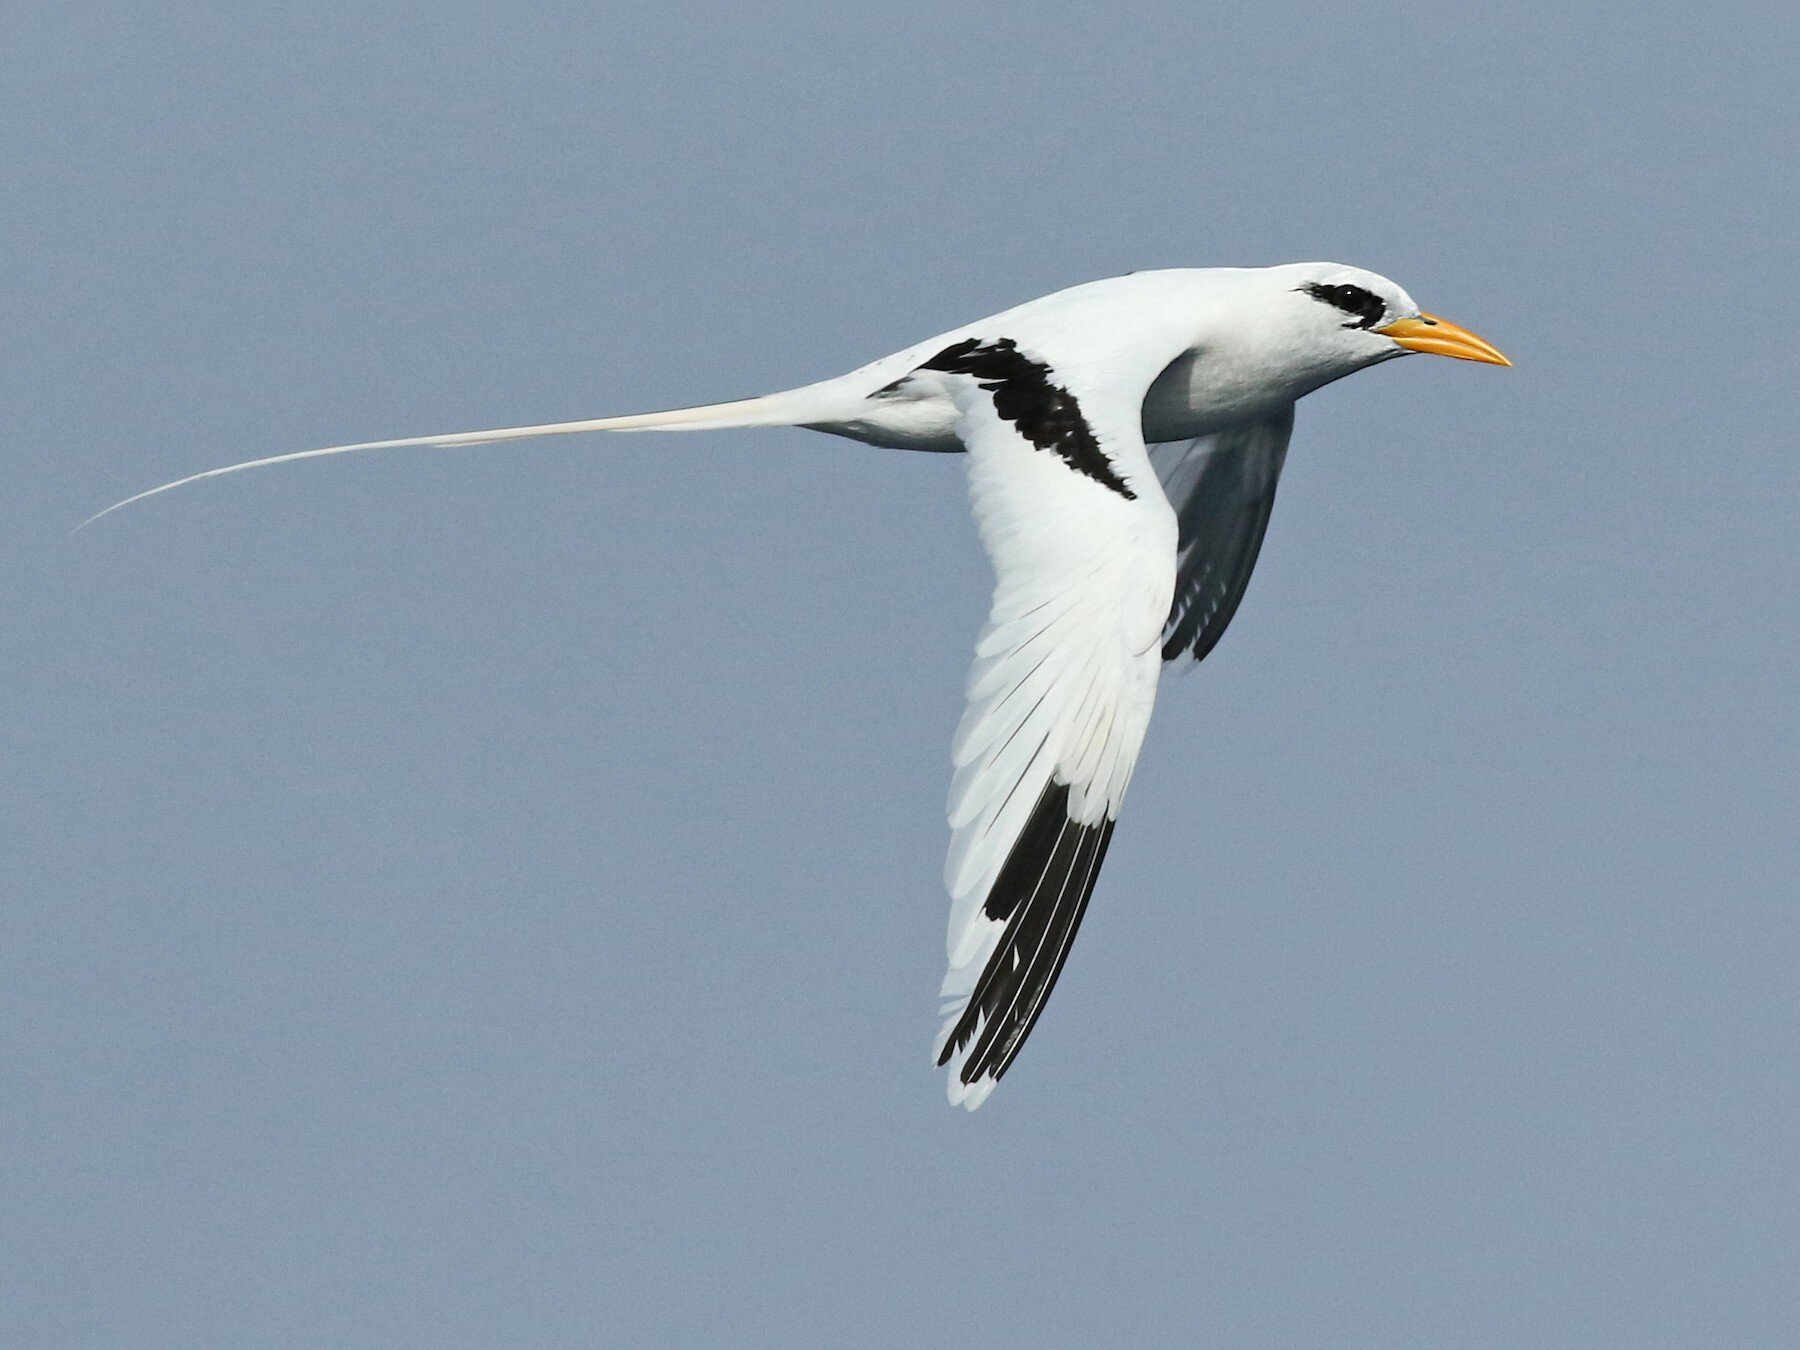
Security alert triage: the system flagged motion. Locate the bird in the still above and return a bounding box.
[90,263,1510,1109]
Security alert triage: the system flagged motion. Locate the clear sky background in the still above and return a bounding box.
[6,4,1798,1346]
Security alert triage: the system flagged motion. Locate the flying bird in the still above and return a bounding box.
[92,263,1509,1109]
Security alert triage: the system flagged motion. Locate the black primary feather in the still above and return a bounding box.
[937,780,1117,1089]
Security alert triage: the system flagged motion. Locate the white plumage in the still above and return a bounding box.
[89,263,1509,1109]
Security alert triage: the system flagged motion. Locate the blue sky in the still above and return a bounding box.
[6,4,1799,1345]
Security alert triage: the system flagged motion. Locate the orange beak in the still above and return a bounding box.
[1378,313,1512,366]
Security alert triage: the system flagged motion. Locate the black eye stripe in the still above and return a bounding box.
[1299,282,1387,330]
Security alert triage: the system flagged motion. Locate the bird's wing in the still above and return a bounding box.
[1149,406,1294,664]
[918,337,1179,1110]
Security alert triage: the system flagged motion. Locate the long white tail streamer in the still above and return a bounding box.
[78,387,831,530]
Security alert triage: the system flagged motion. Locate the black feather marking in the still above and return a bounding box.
[937,779,1118,1087]
[1299,281,1387,330]
[921,337,1137,500]
[961,814,1111,1083]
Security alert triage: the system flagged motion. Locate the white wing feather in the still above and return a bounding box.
[921,344,1179,1110]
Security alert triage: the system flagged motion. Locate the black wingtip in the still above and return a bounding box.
[937,780,1116,1086]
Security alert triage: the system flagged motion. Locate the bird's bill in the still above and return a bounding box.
[1378,314,1512,366]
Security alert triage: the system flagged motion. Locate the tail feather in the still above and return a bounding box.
[79,382,842,529]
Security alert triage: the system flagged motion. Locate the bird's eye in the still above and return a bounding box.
[1299,282,1387,330]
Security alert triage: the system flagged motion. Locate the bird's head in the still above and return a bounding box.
[1274,262,1511,379]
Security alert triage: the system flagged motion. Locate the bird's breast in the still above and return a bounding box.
[1139,349,1299,442]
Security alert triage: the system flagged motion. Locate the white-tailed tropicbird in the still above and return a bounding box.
[90,263,1509,1109]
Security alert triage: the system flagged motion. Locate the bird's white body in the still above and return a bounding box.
[92,263,1508,1110]
[649,267,1413,455]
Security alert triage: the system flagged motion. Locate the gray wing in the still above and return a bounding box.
[1149,407,1295,664]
